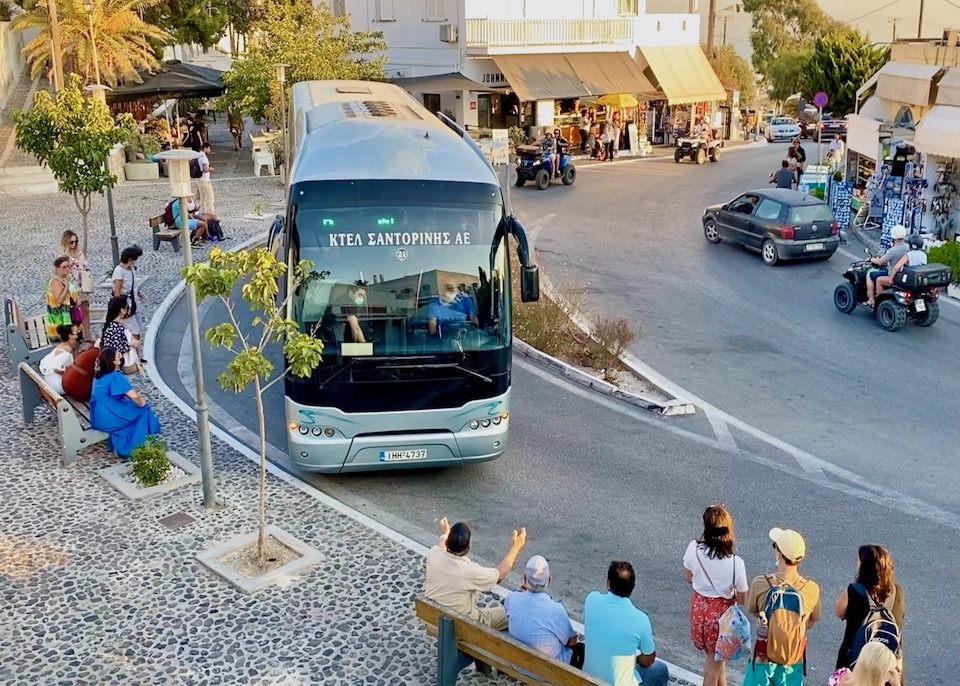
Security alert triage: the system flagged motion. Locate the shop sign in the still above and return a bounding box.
[481,72,508,86]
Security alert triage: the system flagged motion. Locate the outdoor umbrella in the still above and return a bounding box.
[594,94,639,108]
[107,61,225,104]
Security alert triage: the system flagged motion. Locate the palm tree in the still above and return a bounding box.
[12,0,171,87]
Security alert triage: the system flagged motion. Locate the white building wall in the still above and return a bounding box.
[0,22,26,113]
[342,0,462,78]
[465,0,648,19]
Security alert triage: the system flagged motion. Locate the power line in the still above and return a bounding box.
[941,0,960,11]
[847,0,905,24]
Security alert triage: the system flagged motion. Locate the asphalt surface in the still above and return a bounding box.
[154,151,960,681]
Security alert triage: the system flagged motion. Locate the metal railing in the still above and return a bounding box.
[465,18,634,48]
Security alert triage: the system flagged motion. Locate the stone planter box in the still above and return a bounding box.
[124,161,160,181]
[98,451,200,500]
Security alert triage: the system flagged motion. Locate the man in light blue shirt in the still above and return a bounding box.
[583,561,670,686]
[505,555,583,668]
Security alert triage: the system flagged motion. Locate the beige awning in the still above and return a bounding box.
[875,61,943,107]
[935,67,960,107]
[492,53,657,101]
[564,52,656,99]
[914,105,960,158]
[635,45,727,105]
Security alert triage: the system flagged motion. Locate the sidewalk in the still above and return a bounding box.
[569,137,766,167]
[0,118,700,684]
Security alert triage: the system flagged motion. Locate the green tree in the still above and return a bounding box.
[742,0,843,79]
[766,47,811,104]
[142,0,228,49]
[219,0,387,123]
[13,74,134,254]
[706,43,757,106]
[183,247,324,567]
[11,0,170,86]
[801,30,889,115]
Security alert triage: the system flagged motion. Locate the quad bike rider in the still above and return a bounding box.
[833,233,952,331]
[675,118,723,164]
[515,129,577,190]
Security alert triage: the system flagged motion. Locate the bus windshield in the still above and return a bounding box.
[293,205,510,357]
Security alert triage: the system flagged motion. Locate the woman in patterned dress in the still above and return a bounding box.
[59,230,93,341]
[99,296,140,374]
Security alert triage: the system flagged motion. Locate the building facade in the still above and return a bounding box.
[337,0,726,143]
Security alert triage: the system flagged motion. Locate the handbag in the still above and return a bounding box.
[126,268,138,316]
[70,303,84,325]
[80,269,93,293]
[696,550,751,662]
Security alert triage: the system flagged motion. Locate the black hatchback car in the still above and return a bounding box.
[702,189,841,265]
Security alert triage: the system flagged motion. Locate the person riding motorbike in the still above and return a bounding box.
[541,130,559,178]
[875,233,927,297]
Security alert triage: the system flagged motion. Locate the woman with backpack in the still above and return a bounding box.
[682,504,749,686]
[834,545,906,678]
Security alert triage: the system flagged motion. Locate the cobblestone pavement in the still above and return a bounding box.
[0,118,697,685]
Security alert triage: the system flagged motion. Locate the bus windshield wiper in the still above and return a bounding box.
[382,362,492,384]
[317,357,359,390]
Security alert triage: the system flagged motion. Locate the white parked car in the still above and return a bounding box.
[765,117,802,142]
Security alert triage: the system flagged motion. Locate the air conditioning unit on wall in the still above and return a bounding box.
[440,24,458,43]
[943,28,959,47]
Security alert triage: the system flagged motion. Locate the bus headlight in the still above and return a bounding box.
[311,427,323,436]
[324,428,335,438]
[469,421,480,430]
[297,425,309,435]
[492,416,502,425]
[480,419,491,428]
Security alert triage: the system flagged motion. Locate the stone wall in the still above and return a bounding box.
[0,22,25,113]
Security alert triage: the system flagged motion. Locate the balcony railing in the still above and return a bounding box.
[465,18,635,48]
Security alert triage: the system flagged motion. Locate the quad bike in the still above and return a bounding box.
[675,135,723,164]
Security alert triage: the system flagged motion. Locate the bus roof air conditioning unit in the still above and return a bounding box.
[440,24,458,43]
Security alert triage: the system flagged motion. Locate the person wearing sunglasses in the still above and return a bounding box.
[59,230,94,341]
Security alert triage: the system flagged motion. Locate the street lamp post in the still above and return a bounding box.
[157,150,218,510]
[274,63,289,180]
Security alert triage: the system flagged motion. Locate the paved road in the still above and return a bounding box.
[155,266,959,682]
[514,144,960,513]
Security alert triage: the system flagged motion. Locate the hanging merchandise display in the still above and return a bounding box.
[832,182,854,230]
[902,177,927,232]
[931,161,957,240]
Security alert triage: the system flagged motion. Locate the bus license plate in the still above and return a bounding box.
[915,300,926,313]
[805,243,824,252]
[380,449,427,462]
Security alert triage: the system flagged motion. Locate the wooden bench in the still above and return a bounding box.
[6,296,53,373]
[414,596,605,686]
[18,362,111,466]
[5,296,107,374]
[150,214,181,252]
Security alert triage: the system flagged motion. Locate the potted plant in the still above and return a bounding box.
[123,130,161,180]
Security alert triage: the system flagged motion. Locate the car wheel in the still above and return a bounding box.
[674,149,683,163]
[514,176,526,187]
[876,300,907,331]
[914,300,940,327]
[535,169,550,190]
[761,239,779,265]
[710,145,721,162]
[696,148,706,165]
[703,219,722,244]
[833,283,856,314]
[561,164,576,185]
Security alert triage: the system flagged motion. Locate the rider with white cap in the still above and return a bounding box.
[866,225,909,307]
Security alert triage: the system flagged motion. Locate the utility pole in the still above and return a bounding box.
[917,0,925,39]
[706,0,718,56]
[46,0,64,91]
[689,0,698,13]
[889,17,901,43]
[723,15,729,46]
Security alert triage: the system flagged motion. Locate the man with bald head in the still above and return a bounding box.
[424,516,527,630]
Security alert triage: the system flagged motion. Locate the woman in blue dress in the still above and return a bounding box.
[90,347,161,458]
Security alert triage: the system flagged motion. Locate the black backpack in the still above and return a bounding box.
[849,585,901,666]
[207,218,224,240]
[189,158,203,179]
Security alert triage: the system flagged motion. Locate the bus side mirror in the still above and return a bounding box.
[520,265,539,302]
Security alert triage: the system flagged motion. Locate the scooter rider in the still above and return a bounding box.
[541,130,559,178]
[866,225,909,307]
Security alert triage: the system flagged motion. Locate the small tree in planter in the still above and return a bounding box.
[184,247,324,566]
[13,74,134,254]
[131,436,171,487]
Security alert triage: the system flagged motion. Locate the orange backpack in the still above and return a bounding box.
[760,575,808,666]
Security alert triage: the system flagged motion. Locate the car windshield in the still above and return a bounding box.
[772,118,793,125]
[292,205,510,358]
[789,205,835,224]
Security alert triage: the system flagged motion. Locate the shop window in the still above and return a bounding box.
[424,0,443,20]
[375,0,394,21]
[331,0,345,16]
[618,0,639,16]
[657,20,662,31]
[682,20,687,30]
[894,105,916,130]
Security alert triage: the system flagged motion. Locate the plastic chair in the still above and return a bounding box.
[253,150,275,176]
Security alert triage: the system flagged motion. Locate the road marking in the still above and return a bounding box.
[835,247,960,309]
[705,411,738,452]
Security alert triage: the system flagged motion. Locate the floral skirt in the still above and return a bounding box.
[690,591,734,654]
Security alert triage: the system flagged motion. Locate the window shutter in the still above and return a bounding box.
[425,0,442,19]
[376,0,394,20]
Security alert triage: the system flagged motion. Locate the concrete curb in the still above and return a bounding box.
[535,273,697,416]
[570,138,768,169]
